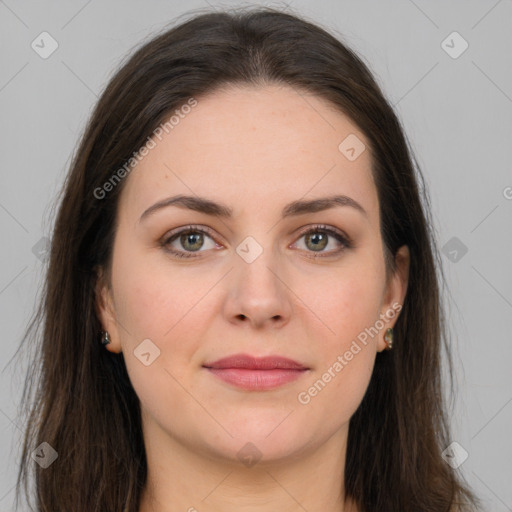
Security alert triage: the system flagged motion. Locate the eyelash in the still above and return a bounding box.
[160,224,353,259]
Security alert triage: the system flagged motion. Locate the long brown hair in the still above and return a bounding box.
[14,6,481,511]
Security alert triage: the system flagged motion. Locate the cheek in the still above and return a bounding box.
[111,238,212,341]
[307,260,385,349]
[296,256,384,409]
[109,242,215,396]
[296,269,380,424]
[298,347,375,436]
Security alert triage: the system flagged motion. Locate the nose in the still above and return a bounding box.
[223,251,293,330]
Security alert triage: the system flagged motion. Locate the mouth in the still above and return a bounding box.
[202,353,310,391]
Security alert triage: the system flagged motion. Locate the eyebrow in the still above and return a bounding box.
[139,194,368,222]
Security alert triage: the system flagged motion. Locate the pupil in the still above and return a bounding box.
[307,232,327,251]
[182,233,203,251]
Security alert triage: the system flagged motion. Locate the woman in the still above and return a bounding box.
[15,6,481,511]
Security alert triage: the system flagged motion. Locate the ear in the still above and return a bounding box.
[377,245,410,352]
[94,266,122,354]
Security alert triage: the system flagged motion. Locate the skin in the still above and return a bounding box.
[96,84,410,512]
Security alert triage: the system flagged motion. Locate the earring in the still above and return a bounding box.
[383,328,393,351]
[100,330,111,346]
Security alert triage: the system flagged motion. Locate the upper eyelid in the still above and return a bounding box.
[163,225,219,243]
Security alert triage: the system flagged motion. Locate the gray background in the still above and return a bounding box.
[1,0,511,510]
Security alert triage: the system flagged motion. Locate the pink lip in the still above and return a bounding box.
[203,354,309,391]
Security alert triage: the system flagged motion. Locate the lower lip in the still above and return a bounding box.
[205,368,308,390]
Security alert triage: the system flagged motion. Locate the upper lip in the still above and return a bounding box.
[203,353,308,370]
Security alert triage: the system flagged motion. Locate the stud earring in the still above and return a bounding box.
[100,330,111,346]
[383,328,393,351]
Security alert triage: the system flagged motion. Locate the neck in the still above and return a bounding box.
[139,420,356,512]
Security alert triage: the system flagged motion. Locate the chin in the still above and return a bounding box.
[198,419,312,465]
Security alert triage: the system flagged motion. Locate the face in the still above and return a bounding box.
[96,84,409,465]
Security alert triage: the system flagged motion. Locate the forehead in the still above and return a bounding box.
[119,84,378,224]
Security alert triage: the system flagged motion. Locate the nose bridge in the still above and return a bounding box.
[226,236,292,327]
[237,246,278,292]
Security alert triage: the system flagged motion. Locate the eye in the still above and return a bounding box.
[161,225,219,259]
[292,224,352,257]
[160,224,352,260]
